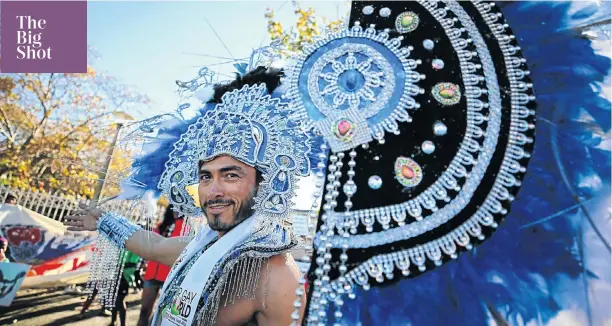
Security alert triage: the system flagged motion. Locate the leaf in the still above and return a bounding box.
[0,50,150,198]
[112,111,135,121]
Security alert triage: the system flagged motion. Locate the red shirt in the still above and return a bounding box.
[143,218,184,282]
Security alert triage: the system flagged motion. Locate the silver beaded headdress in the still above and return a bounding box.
[157,82,316,230]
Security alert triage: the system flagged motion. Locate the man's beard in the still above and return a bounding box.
[201,188,257,232]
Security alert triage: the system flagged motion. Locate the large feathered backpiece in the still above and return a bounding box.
[288,1,610,325]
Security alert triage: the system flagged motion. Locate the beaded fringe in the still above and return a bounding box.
[179,216,202,243]
[196,257,269,326]
[86,236,127,308]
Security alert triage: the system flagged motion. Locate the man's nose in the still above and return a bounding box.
[207,179,225,199]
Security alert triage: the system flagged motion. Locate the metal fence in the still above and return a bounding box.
[0,185,166,223]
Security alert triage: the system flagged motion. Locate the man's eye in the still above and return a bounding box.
[199,175,211,181]
[226,173,239,179]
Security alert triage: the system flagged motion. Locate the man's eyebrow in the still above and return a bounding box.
[219,165,245,174]
[199,165,245,174]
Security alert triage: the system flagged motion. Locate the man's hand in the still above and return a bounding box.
[64,202,187,269]
[63,202,104,232]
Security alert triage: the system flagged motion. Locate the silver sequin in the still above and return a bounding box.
[379,7,391,17]
[433,121,448,136]
[432,59,445,70]
[368,175,383,189]
[423,39,435,50]
[422,141,436,154]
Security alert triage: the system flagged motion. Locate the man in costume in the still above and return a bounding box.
[64,67,321,325]
[65,0,610,325]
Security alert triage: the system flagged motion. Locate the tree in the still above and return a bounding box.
[0,48,150,198]
[265,2,345,56]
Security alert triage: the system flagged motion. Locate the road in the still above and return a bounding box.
[0,287,145,326]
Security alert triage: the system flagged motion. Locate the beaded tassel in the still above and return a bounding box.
[86,236,125,308]
[291,143,328,326]
[88,213,141,308]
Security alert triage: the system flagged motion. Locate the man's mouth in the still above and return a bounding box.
[206,202,233,213]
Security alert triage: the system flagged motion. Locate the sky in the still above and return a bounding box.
[86,1,348,209]
[87,1,348,118]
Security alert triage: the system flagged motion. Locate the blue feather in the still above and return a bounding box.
[233,62,249,76]
[334,1,611,325]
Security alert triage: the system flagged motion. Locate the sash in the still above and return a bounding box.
[153,216,256,326]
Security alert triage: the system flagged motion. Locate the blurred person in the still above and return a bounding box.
[78,288,111,317]
[133,257,145,292]
[137,205,183,326]
[109,250,141,326]
[3,194,16,205]
[0,237,9,263]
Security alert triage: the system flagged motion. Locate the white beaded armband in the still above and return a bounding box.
[87,213,142,308]
[97,212,142,249]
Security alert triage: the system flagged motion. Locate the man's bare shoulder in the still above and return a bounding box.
[255,253,305,325]
[259,253,301,297]
[268,253,301,276]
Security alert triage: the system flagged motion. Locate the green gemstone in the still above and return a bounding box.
[401,15,414,28]
[440,88,456,99]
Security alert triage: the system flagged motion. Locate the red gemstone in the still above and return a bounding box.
[337,120,351,136]
[401,166,415,179]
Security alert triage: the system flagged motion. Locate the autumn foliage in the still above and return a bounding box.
[0,49,150,198]
[265,2,344,56]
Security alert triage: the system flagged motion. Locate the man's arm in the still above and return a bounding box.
[64,204,188,267]
[125,231,188,267]
[257,253,305,326]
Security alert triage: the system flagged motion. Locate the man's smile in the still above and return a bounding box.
[206,201,234,214]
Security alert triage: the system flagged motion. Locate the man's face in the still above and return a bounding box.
[198,155,259,233]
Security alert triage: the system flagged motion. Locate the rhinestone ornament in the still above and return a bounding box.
[379,7,391,17]
[432,59,445,70]
[396,11,420,33]
[362,5,374,15]
[432,82,461,106]
[368,175,383,190]
[332,118,357,142]
[422,141,436,154]
[423,39,435,50]
[433,121,448,136]
[394,157,423,187]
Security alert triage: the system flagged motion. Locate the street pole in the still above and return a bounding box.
[92,123,123,202]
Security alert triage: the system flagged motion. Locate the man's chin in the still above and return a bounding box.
[206,212,236,230]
